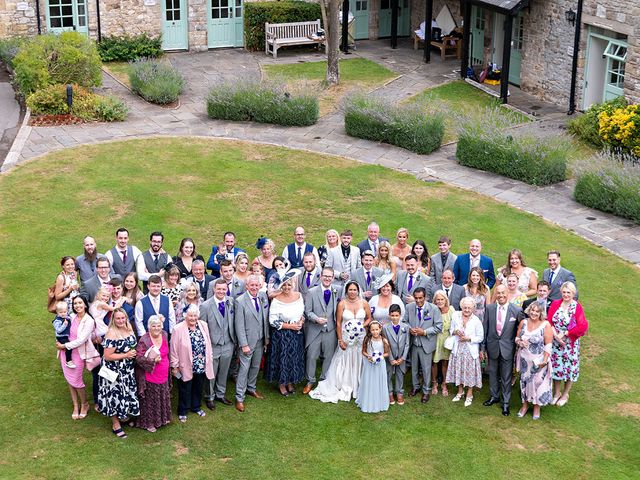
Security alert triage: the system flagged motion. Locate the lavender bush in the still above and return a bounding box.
[128,58,184,105]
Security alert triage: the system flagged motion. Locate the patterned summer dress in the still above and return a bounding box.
[550,302,581,382]
[98,334,140,418]
[517,320,553,405]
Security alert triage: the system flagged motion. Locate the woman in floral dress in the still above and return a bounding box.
[548,282,588,407]
[97,308,140,439]
[516,303,553,420]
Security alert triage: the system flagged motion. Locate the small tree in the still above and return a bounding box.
[318,0,341,85]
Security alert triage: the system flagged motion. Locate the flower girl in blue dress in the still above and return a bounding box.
[356,320,390,413]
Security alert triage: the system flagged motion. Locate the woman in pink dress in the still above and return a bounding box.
[56,296,100,419]
[135,315,172,432]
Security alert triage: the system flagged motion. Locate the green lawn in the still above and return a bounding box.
[408,80,530,143]
[0,138,638,479]
[103,61,131,88]
[263,58,397,115]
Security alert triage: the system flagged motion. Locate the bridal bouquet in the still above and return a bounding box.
[344,320,365,346]
[370,350,383,364]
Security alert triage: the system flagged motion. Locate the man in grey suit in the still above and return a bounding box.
[429,236,457,285]
[79,257,120,303]
[383,304,410,405]
[201,279,236,410]
[405,287,442,403]
[206,260,245,300]
[542,250,578,301]
[396,255,433,304]
[297,252,322,298]
[433,269,465,310]
[234,275,270,412]
[302,267,340,394]
[325,229,361,285]
[356,222,389,257]
[481,284,524,416]
[352,251,383,300]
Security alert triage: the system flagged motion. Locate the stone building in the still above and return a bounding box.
[0,0,638,109]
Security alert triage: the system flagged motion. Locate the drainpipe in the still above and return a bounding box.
[567,0,583,114]
[96,0,102,42]
[36,0,42,34]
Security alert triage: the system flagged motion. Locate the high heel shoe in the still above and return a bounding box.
[71,407,80,420]
[78,402,90,419]
[517,406,529,418]
[279,386,289,397]
[557,395,569,407]
[551,394,561,406]
[431,382,438,395]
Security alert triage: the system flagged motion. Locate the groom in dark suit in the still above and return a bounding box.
[482,284,524,416]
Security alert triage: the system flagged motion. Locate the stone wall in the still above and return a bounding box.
[0,0,40,38]
[411,0,462,39]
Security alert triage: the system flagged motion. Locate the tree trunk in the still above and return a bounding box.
[325,0,341,85]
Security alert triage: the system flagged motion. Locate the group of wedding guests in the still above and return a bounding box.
[51,224,588,438]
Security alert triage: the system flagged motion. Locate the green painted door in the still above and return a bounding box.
[398,0,410,36]
[162,0,188,50]
[208,0,243,48]
[603,41,627,100]
[379,0,391,37]
[46,0,88,34]
[509,13,523,85]
[379,0,410,37]
[470,5,485,66]
[349,0,369,40]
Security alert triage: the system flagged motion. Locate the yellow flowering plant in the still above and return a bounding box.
[598,104,640,157]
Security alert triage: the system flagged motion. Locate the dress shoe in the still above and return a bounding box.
[502,405,510,416]
[483,397,500,407]
[247,390,265,400]
[235,402,245,413]
[302,383,314,395]
[421,393,430,404]
[389,394,395,405]
[205,400,216,410]
[396,394,405,406]
[409,388,419,397]
[216,397,233,406]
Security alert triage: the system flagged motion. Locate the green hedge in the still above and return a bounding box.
[244,1,322,51]
[129,58,184,105]
[567,97,628,148]
[574,154,640,223]
[0,36,30,68]
[26,83,127,121]
[456,131,567,186]
[207,81,318,126]
[97,34,163,62]
[12,32,102,95]
[344,94,444,154]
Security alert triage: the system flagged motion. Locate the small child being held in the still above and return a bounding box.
[53,301,75,368]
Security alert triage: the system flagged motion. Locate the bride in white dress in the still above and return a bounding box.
[309,281,373,403]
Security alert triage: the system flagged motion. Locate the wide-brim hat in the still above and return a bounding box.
[372,272,393,290]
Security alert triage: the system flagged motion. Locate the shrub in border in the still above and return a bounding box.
[244,1,322,51]
[26,83,127,121]
[344,94,445,154]
[0,36,30,69]
[12,32,102,95]
[567,96,628,149]
[574,153,640,224]
[128,58,184,105]
[206,80,318,126]
[97,34,163,62]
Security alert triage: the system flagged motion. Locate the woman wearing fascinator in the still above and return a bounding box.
[254,237,277,280]
[266,256,294,299]
[309,280,372,403]
[265,270,306,396]
[368,273,405,326]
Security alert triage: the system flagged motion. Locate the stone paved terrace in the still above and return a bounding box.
[3,39,640,266]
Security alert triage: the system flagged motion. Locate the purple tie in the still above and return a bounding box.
[306,272,311,288]
[253,297,259,313]
[121,250,127,264]
[417,307,422,321]
[324,289,331,305]
[408,274,414,291]
[393,324,400,335]
[218,302,225,317]
[227,283,231,296]
[366,271,371,287]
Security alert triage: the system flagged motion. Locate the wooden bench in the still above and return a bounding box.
[265,19,325,59]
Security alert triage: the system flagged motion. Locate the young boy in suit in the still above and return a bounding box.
[383,304,410,405]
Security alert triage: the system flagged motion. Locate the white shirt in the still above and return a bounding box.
[281,242,320,265]
[136,249,173,282]
[470,255,480,269]
[105,244,143,271]
[134,293,177,336]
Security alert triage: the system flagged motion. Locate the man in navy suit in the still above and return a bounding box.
[207,231,245,276]
[282,226,320,269]
[453,239,496,288]
[185,260,215,299]
[356,222,389,257]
